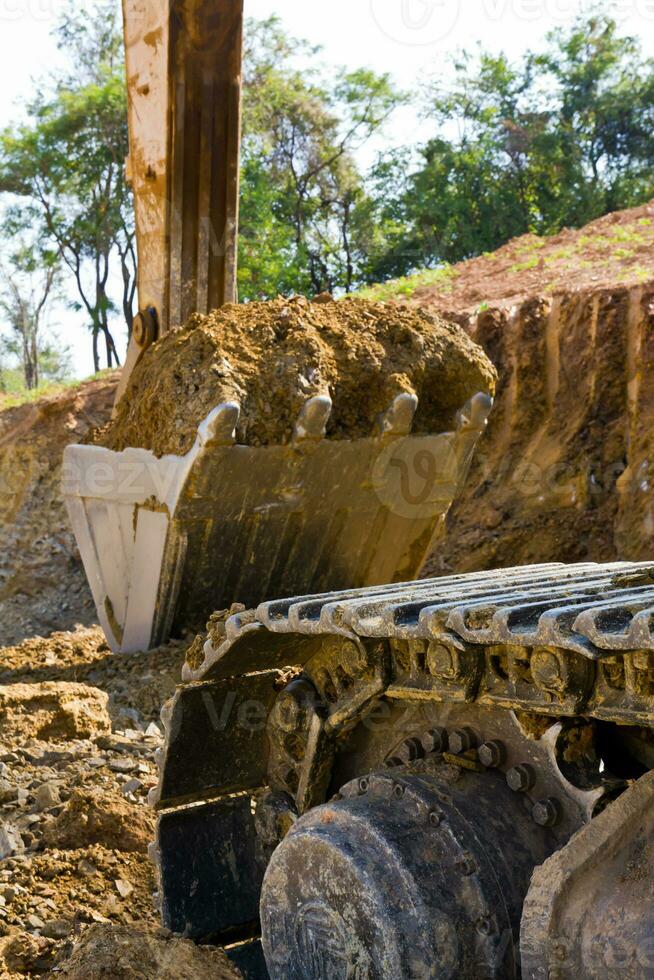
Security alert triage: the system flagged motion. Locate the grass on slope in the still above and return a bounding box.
[0,369,114,410]
[356,265,457,302]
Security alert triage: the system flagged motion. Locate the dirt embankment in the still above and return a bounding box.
[0,627,211,979]
[96,296,496,456]
[416,201,654,575]
[413,199,654,312]
[0,376,118,647]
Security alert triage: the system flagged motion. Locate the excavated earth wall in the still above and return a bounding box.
[425,283,654,576]
[0,375,118,646]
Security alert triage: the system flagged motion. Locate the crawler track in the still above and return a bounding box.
[151,561,654,977]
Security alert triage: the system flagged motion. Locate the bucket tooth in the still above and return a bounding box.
[197,401,240,447]
[456,391,493,432]
[293,395,332,442]
[375,392,418,436]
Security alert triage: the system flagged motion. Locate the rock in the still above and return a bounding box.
[34,781,61,811]
[121,779,143,797]
[41,916,73,939]
[114,879,133,898]
[144,723,161,739]
[76,858,98,876]
[41,789,155,853]
[0,779,17,804]
[0,931,57,975]
[113,707,143,731]
[52,923,243,978]
[26,913,45,930]
[0,683,111,742]
[109,759,136,773]
[0,823,24,860]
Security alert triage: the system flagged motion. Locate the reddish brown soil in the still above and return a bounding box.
[96,297,495,456]
[414,200,654,314]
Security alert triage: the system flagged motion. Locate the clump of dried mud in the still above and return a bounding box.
[96,296,496,457]
[51,922,242,979]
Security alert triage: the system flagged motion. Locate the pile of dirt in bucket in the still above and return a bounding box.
[95,296,497,457]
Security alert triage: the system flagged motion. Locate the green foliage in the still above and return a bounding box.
[0,368,93,409]
[238,16,404,298]
[356,265,456,302]
[0,0,133,372]
[374,12,654,275]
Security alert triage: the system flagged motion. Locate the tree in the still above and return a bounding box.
[238,17,402,298]
[372,12,654,276]
[0,223,68,390]
[535,15,654,225]
[0,0,134,372]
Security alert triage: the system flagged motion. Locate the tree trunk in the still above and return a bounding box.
[92,326,100,374]
[102,325,121,369]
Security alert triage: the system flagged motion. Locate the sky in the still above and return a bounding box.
[1,0,654,378]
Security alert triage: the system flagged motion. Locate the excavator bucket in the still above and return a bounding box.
[62,392,492,653]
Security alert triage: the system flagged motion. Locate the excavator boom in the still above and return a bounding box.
[118,0,243,394]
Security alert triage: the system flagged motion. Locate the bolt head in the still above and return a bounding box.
[421,727,448,754]
[358,777,369,794]
[475,914,493,935]
[506,763,536,793]
[132,307,158,349]
[532,797,561,827]
[448,727,477,755]
[396,737,425,763]
[427,643,456,678]
[428,809,444,827]
[457,852,476,876]
[478,740,506,769]
[274,679,314,731]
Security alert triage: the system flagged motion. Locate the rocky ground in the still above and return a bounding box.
[0,628,239,977]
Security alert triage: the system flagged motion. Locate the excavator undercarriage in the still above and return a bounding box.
[151,562,654,979]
